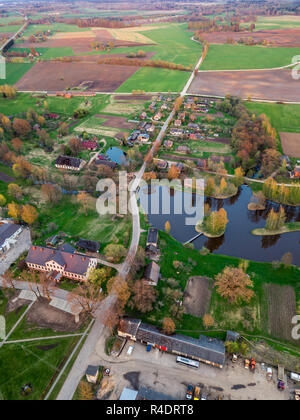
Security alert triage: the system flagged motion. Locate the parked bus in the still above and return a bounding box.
[176,356,199,369]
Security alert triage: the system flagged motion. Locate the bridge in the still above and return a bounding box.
[184,232,203,245]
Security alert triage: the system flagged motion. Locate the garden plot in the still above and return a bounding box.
[280,132,300,158]
[263,283,297,343]
[184,276,213,317]
[102,95,149,116]
[74,116,119,137]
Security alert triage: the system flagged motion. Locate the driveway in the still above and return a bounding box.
[0,228,31,275]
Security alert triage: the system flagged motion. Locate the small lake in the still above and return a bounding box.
[106,147,128,165]
[138,185,300,266]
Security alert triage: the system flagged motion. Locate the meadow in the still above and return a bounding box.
[252,15,300,31]
[0,62,34,86]
[200,44,300,70]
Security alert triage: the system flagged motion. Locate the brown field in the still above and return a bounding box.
[95,113,136,130]
[189,68,300,102]
[199,29,300,47]
[280,132,300,157]
[184,276,213,317]
[16,61,138,92]
[263,283,297,342]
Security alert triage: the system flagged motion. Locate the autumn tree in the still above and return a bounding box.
[215,266,254,304]
[68,282,104,317]
[165,220,171,234]
[13,118,31,137]
[78,381,94,400]
[8,183,23,200]
[129,279,157,313]
[41,184,62,204]
[168,165,180,180]
[0,194,6,207]
[203,314,214,329]
[103,244,126,263]
[11,137,23,152]
[8,202,20,220]
[88,267,111,286]
[68,137,82,156]
[162,317,175,335]
[21,204,38,225]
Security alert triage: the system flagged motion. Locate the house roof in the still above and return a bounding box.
[144,262,160,285]
[76,239,100,253]
[118,318,141,337]
[58,243,76,254]
[86,365,99,376]
[136,323,225,366]
[55,155,83,168]
[0,223,20,248]
[119,388,138,400]
[147,228,158,245]
[26,246,92,275]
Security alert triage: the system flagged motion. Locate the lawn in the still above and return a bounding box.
[245,101,300,133]
[0,337,80,400]
[10,47,75,59]
[0,62,34,86]
[116,67,189,93]
[0,25,22,33]
[200,44,300,70]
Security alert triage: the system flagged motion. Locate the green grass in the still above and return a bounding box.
[22,23,91,38]
[0,25,22,33]
[117,67,189,93]
[0,62,34,86]
[200,44,300,70]
[245,101,300,133]
[251,16,300,31]
[11,47,75,59]
[0,337,80,400]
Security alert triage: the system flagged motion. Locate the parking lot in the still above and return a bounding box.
[0,228,31,275]
[90,330,292,400]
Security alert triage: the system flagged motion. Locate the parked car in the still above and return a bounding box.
[186,385,194,400]
[244,359,250,369]
[201,393,207,400]
[194,386,201,400]
[146,344,152,352]
[127,345,134,356]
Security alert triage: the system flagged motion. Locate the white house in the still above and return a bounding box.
[0,222,22,255]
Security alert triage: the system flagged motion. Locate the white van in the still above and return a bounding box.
[127,345,134,356]
[291,372,300,382]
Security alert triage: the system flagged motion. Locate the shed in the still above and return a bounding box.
[144,262,160,286]
[86,365,99,384]
[119,387,138,400]
[76,239,100,253]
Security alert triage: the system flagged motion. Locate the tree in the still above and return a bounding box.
[68,137,82,156]
[78,381,94,400]
[129,280,157,313]
[88,267,111,286]
[0,194,6,207]
[68,282,103,317]
[13,118,31,137]
[165,220,171,234]
[225,341,239,354]
[8,202,20,220]
[21,204,38,225]
[41,184,62,204]
[162,317,175,335]
[281,252,293,268]
[203,314,214,329]
[168,165,180,180]
[8,183,23,200]
[215,266,254,304]
[11,137,23,152]
[104,244,126,263]
[234,167,244,186]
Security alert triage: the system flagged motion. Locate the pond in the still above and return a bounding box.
[138,185,300,266]
[106,147,128,165]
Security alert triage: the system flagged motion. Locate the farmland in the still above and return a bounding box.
[252,15,300,31]
[189,68,299,102]
[200,44,300,70]
[0,63,34,86]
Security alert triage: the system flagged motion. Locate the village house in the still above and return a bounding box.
[85,366,99,384]
[76,239,100,253]
[164,140,173,149]
[178,112,186,121]
[292,166,300,178]
[176,145,191,154]
[160,103,168,111]
[155,159,168,169]
[170,128,184,137]
[138,133,150,143]
[146,228,158,248]
[140,112,147,120]
[0,222,23,255]
[144,262,160,286]
[81,140,98,151]
[174,119,182,127]
[55,156,86,171]
[118,318,226,369]
[153,112,162,121]
[26,246,97,282]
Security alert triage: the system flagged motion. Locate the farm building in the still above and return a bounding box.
[85,366,99,384]
[81,140,98,150]
[153,112,162,121]
[146,228,158,247]
[0,222,23,255]
[26,246,97,282]
[174,119,182,127]
[55,156,86,171]
[118,318,225,369]
[76,239,100,253]
[144,262,160,286]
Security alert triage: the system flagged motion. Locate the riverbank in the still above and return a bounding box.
[252,222,300,236]
[195,223,225,238]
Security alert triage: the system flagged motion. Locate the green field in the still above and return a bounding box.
[22,23,91,38]
[0,62,34,86]
[245,102,300,133]
[117,67,189,93]
[11,46,75,59]
[0,24,22,33]
[200,44,300,70]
